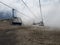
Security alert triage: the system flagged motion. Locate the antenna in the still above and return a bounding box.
[39,0,44,26]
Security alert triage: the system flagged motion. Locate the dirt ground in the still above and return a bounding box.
[0,20,60,45]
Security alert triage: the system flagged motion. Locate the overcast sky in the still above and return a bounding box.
[0,0,60,27]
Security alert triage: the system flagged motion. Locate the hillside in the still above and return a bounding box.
[0,20,60,45]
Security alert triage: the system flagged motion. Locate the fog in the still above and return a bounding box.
[0,0,60,27]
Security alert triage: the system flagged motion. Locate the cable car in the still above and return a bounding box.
[33,21,44,26]
[12,17,22,25]
[11,9,22,25]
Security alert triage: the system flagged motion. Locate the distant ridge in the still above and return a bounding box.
[0,11,12,20]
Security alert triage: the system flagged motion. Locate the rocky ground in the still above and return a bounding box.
[0,20,60,45]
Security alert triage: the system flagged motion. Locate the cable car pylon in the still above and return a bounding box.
[39,0,44,26]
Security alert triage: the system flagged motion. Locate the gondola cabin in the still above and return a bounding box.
[12,17,22,25]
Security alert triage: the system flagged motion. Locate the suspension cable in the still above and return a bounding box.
[21,0,39,19]
[0,1,34,19]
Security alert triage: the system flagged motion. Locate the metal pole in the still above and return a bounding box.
[39,0,44,26]
[11,9,15,24]
[12,9,15,18]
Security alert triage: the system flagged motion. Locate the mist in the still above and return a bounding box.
[0,0,60,27]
